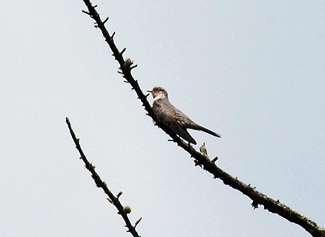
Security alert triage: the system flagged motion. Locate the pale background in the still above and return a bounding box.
[1,1,324,236]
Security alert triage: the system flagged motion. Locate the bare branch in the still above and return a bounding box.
[65,117,142,237]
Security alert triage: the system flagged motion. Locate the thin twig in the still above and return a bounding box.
[65,117,141,237]
[79,1,325,236]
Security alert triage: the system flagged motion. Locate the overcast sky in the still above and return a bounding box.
[1,1,325,236]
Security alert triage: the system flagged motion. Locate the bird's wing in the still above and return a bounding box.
[153,99,197,144]
[160,100,196,127]
[169,122,197,144]
[153,99,177,124]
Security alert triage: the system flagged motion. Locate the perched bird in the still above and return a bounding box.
[200,142,210,160]
[148,87,221,145]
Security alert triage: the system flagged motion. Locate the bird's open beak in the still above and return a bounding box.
[147,90,152,93]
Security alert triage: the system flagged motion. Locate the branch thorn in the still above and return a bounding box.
[82,10,90,15]
[117,191,123,198]
[120,48,126,55]
[103,17,109,24]
[134,217,142,228]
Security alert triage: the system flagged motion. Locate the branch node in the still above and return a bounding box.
[123,205,132,214]
[122,58,133,69]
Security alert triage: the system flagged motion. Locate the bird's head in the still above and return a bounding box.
[147,87,168,99]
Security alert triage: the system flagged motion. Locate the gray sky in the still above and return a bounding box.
[1,1,325,236]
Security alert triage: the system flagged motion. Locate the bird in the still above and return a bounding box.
[200,142,210,160]
[148,87,221,145]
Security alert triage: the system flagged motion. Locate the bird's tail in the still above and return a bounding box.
[193,125,221,138]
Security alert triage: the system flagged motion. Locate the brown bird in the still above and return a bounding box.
[148,87,221,145]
